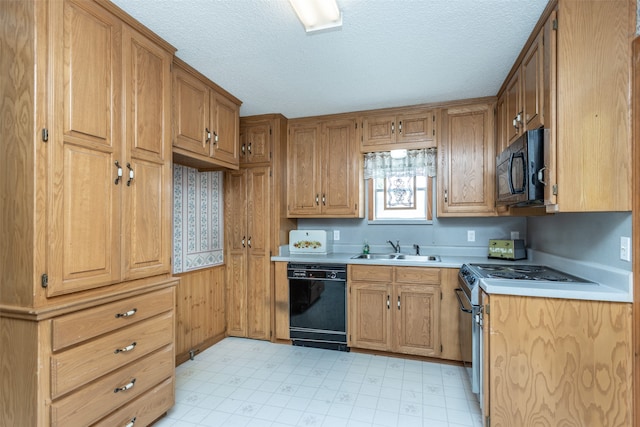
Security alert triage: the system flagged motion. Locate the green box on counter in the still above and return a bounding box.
[488,239,527,260]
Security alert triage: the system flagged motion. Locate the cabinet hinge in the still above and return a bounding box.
[485,304,490,315]
[269,127,272,135]
[41,273,48,288]
[41,128,49,142]
[432,129,435,136]
[355,122,358,129]
[553,19,558,30]
[270,151,272,159]
[552,184,558,195]
[269,170,273,177]
[440,344,443,352]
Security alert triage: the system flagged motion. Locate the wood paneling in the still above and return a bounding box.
[174,266,226,364]
[487,295,632,427]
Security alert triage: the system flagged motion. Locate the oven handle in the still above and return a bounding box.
[454,288,473,313]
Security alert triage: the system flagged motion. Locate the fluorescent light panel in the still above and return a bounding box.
[289,0,342,33]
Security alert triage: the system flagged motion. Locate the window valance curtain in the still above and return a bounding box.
[363,148,437,179]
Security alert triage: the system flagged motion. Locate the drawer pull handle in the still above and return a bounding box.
[114,378,136,393]
[124,417,137,427]
[115,308,137,318]
[114,342,137,354]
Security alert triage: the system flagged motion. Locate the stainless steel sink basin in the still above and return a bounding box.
[351,253,440,262]
[351,254,397,260]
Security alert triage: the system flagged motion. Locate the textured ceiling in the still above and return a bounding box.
[110,0,549,118]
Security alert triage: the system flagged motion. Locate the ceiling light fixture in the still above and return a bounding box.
[289,0,342,33]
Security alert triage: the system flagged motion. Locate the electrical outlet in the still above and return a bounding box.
[511,231,520,240]
[467,230,475,242]
[620,236,631,262]
[333,230,340,241]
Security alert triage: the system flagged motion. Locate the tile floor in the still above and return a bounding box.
[154,338,483,427]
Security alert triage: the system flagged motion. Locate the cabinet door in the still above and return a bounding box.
[396,111,435,146]
[322,119,361,216]
[173,66,210,156]
[212,91,240,167]
[48,0,123,296]
[247,167,271,339]
[241,121,271,164]
[505,71,521,144]
[349,282,391,351]
[287,123,322,216]
[438,103,496,217]
[274,262,290,340]
[362,115,395,147]
[495,93,509,155]
[394,284,440,357]
[225,170,247,337]
[122,26,172,280]
[522,30,544,131]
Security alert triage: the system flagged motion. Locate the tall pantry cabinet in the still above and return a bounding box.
[225,115,296,340]
[1,1,178,426]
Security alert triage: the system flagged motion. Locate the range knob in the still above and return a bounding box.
[328,271,338,279]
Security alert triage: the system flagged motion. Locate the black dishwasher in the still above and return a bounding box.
[287,263,348,351]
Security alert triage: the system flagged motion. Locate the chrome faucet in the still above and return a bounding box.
[387,240,401,253]
[413,244,420,255]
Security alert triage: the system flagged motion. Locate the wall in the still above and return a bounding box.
[527,212,632,271]
[173,165,224,273]
[298,215,527,253]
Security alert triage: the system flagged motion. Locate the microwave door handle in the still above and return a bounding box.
[508,152,526,194]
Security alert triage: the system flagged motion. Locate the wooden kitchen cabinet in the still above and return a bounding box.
[240,119,272,164]
[497,1,632,212]
[348,265,441,357]
[225,167,271,339]
[438,101,496,217]
[481,291,632,427]
[287,117,363,217]
[1,0,178,425]
[361,109,436,151]
[173,57,242,170]
[225,115,296,342]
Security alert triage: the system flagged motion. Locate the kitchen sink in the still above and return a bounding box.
[351,254,398,260]
[351,253,440,262]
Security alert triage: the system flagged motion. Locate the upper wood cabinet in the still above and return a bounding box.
[240,119,272,164]
[361,110,437,152]
[44,0,174,297]
[287,118,363,217]
[438,102,496,217]
[497,0,632,212]
[172,58,241,170]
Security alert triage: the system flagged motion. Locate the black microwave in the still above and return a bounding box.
[496,128,545,206]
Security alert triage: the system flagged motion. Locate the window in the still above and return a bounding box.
[363,149,436,223]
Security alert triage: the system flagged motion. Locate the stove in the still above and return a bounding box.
[458,263,592,305]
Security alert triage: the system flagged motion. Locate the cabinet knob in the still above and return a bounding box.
[115,308,137,318]
[114,378,136,393]
[114,341,137,354]
[126,163,134,186]
[114,161,123,185]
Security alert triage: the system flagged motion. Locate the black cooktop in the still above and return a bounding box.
[470,264,590,282]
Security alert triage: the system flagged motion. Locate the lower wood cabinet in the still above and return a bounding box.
[481,291,633,427]
[0,281,177,427]
[348,265,441,357]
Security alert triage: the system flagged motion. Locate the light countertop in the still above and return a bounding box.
[272,246,633,303]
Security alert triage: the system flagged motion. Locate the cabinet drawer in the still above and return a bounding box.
[52,287,174,351]
[50,345,174,427]
[350,265,393,282]
[51,311,173,399]
[395,267,440,285]
[91,377,174,427]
